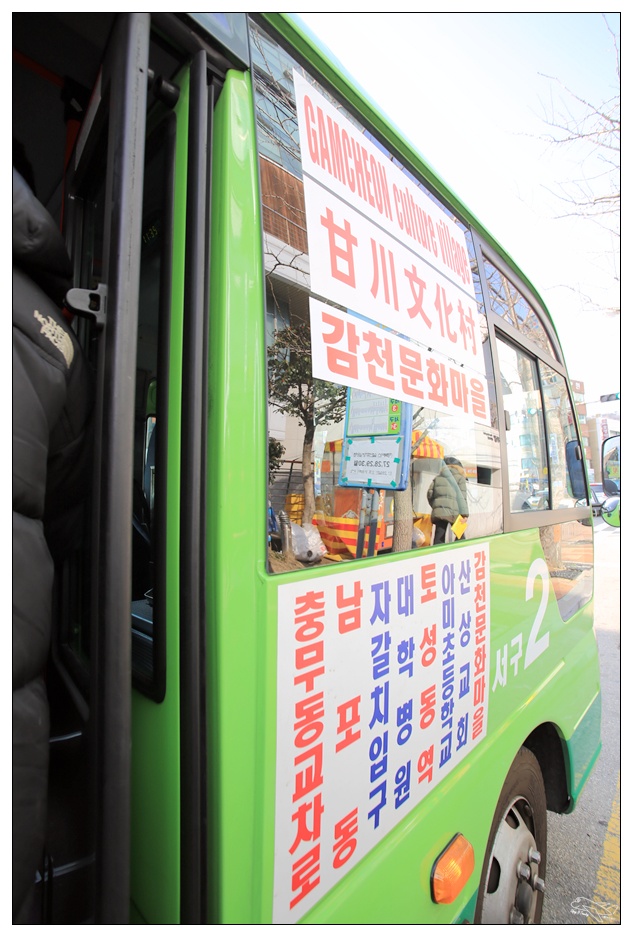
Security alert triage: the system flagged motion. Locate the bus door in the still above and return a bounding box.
[57,13,235,923]
[51,13,152,923]
[16,10,249,924]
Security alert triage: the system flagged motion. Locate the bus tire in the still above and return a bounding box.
[474,746,547,924]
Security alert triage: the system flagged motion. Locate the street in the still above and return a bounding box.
[541,519,620,924]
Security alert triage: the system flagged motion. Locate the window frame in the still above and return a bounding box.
[252,16,590,559]
[475,238,590,532]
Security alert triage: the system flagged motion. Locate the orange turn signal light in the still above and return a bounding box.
[431,833,475,904]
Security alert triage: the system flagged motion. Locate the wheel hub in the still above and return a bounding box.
[480,797,545,924]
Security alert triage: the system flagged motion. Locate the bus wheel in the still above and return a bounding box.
[475,747,547,924]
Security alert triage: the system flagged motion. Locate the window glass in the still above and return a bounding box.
[130,118,174,698]
[496,338,548,512]
[540,363,586,508]
[58,136,108,675]
[250,19,502,572]
[484,257,556,357]
[133,134,166,603]
[603,436,620,493]
[250,26,302,177]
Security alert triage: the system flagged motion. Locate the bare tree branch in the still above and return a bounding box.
[537,15,620,314]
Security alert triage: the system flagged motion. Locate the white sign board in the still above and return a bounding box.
[294,71,483,375]
[310,299,491,425]
[341,436,402,488]
[273,543,491,922]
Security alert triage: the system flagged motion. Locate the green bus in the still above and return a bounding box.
[12,12,600,925]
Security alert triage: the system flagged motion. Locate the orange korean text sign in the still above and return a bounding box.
[310,300,491,425]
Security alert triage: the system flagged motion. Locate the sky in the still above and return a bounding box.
[298,11,621,409]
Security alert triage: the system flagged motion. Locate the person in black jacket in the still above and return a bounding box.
[13,168,92,922]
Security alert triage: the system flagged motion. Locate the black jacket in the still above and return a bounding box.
[12,169,92,921]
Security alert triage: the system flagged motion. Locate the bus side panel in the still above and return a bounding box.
[203,64,601,931]
[567,690,601,807]
[129,71,190,926]
[205,70,273,924]
[486,528,600,738]
[267,527,600,924]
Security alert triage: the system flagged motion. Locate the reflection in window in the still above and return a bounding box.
[497,338,548,512]
[542,521,593,621]
[60,138,108,671]
[268,387,503,564]
[130,119,173,699]
[540,364,585,509]
[252,19,502,572]
[603,437,620,493]
[267,309,347,528]
[484,258,556,357]
[250,23,302,177]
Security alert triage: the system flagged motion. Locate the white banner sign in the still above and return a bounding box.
[273,543,491,922]
[295,71,483,373]
[310,299,491,426]
[304,177,483,373]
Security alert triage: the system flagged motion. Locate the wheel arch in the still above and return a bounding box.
[523,722,570,814]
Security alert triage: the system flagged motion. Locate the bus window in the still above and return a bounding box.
[483,256,557,358]
[540,362,586,508]
[497,338,588,515]
[131,116,176,700]
[253,20,502,569]
[494,337,548,512]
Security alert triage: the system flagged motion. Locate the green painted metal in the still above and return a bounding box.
[566,693,602,808]
[253,529,598,923]
[204,68,273,923]
[129,68,190,925]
